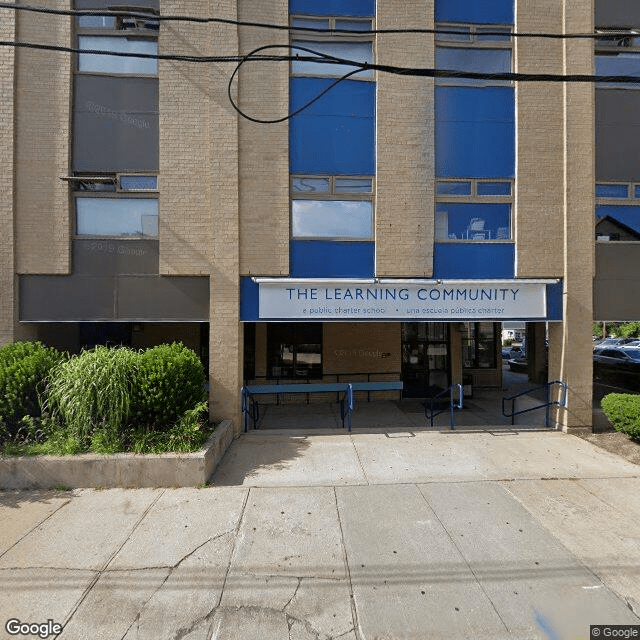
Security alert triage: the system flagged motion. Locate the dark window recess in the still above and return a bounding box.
[243,323,256,381]
[462,322,498,369]
[267,323,322,379]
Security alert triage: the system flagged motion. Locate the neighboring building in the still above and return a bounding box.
[3,0,627,433]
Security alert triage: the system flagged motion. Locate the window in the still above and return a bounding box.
[77,11,159,75]
[291,176,373,239]
[435,24,512,87]
[72,175,158,237]
[461,322,498,369]
[595,30,640,88]
[595,182,640,241]
[435,180,512,241]
[291,15,374,80]
[267,323,322,379]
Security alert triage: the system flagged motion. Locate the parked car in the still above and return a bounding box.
[593,347,640,392]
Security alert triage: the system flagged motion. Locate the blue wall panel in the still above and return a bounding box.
[290,0,374,17]
[547,282,563,321]
[436,86,515,178]
[290,78,375,175]
[434,244,514,279]
[291,241,374,278]
[240,277,260,321]
[435,0,513,24]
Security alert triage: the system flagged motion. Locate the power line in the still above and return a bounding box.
[1,38,636,87]
[0,2,632,40]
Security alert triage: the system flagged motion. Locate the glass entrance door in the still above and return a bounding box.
[401,323,450,398]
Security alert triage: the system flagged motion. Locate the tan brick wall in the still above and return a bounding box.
[15,0,72,275]
[238,1,289,276]
[0,7,16,346]
[515,0,565,278]
[376,0,434,277]
[160,1,243,429]
[548,0,595,431]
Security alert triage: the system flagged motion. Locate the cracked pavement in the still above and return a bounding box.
[1,429,640,639]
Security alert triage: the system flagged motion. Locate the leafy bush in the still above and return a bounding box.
[601,393,640,440]
[2,342,210,456]
[45,346,139,452]
[0,341,65,436]
[128,343,207,431]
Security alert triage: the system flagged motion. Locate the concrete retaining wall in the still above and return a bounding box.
[0,420,234,490]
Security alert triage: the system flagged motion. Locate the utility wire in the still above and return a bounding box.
[0,2,634,40]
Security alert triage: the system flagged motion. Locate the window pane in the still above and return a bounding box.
[76,197,158,237]
[436,46,511,85]
[335,19,373,31]
[78,36,158,75]
[476,27,512,42]
[334,178,373,193]
[79,16,117,28]
[119,175,158,191]
[435,0,514,25]
[477,181,511,196]
[292,200,373,238]
[291,17,330,30]
[435,202,511,241]
[436,26,472,42]
[636,185,640,199]
[596,53,640,87]
[596,183,629,198]
[436,181,472,196]
[292,177,330,193]
[291,40,373,79]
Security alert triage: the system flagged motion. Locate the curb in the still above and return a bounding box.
[0,420,234,490]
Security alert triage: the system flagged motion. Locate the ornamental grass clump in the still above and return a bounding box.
[44,346,139,453]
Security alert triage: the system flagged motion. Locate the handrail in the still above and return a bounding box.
[502,380,568,427]
[424,384,464,430]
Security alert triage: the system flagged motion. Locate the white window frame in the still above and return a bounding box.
[290,14,374,81]
[435,179,513,242]
[291,174,374,241]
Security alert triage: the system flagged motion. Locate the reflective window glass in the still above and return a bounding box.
[291,17,330,30]
[477,181,511,196]
[435,202,511,241]
[79,16,117,28]
[595,53,640,87]
[78,36,158,75]
[292,200,373,238]
[596,183,629,198]
[436,26,472,42]
[436,181,472,196]
[335,19,373,31]
[119,175,158,191]
[291,40,373,79]
[476,27,512,42]
[292,177,331,193]
[334,178,373,193]
[436,46,511,85]
[76,197,158,237]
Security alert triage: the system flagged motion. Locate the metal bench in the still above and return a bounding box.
[241,381,403,432]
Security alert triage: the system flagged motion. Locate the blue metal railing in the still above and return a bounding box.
[502,380,568,427]
[423,384,464,429]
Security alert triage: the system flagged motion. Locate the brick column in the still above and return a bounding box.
[0,7,16,346]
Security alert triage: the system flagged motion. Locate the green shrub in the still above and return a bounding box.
[44,346,138,451]
[601,393,640,440]
[0,341,65,436]
[129,343,207,432]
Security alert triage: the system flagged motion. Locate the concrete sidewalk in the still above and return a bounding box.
[2,429,640,640]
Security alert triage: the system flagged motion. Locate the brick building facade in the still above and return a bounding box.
[1,0,636,433]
